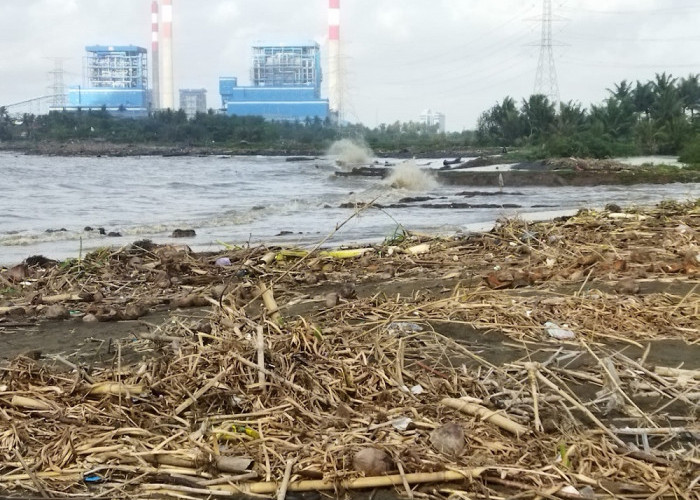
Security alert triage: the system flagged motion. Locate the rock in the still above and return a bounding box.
[614,278,640,295]
[352,448,392,475]
[324,292,339,308]
[44,304,69,320]
[605,203,622,213]
[3,263,28,283]
[172,229,196,238]
[430,423,466,457]
[121,303,148,320]
[25,255,56,267]
[82,313,99,323]
[338,283,356,299]
[107,231,122,237]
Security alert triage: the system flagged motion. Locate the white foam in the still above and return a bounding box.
[385,160,438,191]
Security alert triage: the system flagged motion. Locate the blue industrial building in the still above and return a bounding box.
[62,45,149,116]
[220,41,329,121]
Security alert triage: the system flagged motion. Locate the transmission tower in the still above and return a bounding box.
[533,0,560,103]
[47,58,68,108]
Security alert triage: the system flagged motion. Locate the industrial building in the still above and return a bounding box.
[179,89,207,118]
[220,41,329,121]
[419,109,446,133]
[62,45,149,116]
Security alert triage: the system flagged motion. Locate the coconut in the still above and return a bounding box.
[430,423,466,457]
[352,447,392,475]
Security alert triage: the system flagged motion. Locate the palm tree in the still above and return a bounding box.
[521,94,556,141]
[679,74,700,117]
[633,81,654,119]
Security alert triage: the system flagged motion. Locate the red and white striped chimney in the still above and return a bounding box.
[328,0,341,117]
[151,0,160,109]
[160,0,174,109]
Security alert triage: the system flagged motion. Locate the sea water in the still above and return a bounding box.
[0,151,698,265]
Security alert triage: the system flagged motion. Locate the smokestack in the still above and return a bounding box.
[151,1,160,110]
[160,0,174,109]
[328,0,341,119]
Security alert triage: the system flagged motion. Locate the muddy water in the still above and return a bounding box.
[1,152,698,265]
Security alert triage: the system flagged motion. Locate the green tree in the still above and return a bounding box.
[521,94,556,141]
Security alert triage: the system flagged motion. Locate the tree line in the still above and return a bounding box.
[477,73,699,161]
[1,72,698,162]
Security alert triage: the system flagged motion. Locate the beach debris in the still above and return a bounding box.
[352,448,392,475]
[2,263,27,283]
[389,416,413,431]
[0,200,697,498]
[441,398,528,436]
[324,292,339,308]
[614,278,640,294]
[387,322,423,335]
[544,321,576,340]
[430,423,466,457]
[43,304,69,320]
[171,229,196,238]
[215,257,232,267]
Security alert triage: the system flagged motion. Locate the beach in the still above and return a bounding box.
[1,200,698,498]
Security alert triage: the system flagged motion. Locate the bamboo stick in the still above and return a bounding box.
[9,395,54,411]
[212,469,486,494]
[440,398,528,436]
[259,282,281,323]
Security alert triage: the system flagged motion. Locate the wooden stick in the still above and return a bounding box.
[174,365,234,415]
[276,458,295,500]
[526,363,543,432]
[15,449,49,499]
[535,370,626,447]
[229,352,308,394]
[654,366,700,380]
[397,462,414,500]
[440,398,528,436]
[256,326,266,391]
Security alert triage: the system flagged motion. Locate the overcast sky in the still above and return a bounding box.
[1,0,698,131]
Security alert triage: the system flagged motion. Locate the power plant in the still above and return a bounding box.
[62,45,149,115]
[219,42,329,121]
[38,0,342,122]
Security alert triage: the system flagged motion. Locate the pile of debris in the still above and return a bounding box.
[0,200,698,498]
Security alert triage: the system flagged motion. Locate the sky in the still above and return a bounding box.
[0,0,699,131]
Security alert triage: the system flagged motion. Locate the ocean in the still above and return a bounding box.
[1,151,698,265]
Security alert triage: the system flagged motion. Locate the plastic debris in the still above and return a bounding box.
[410,384,424,395]
[215,257,232,267]
[387,322,423,335]
[544,321,576,340]
[390,416,413,431]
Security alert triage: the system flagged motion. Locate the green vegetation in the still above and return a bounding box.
[477,73,699,160]
[0,73,697,160]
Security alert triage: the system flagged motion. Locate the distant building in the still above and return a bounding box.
[179,89,207,118]
[419,109,446,133]
[59,45,149,116]
[219,41,329,121]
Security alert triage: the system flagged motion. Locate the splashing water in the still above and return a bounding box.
[327,139,374,166]
[385,160,438,191]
